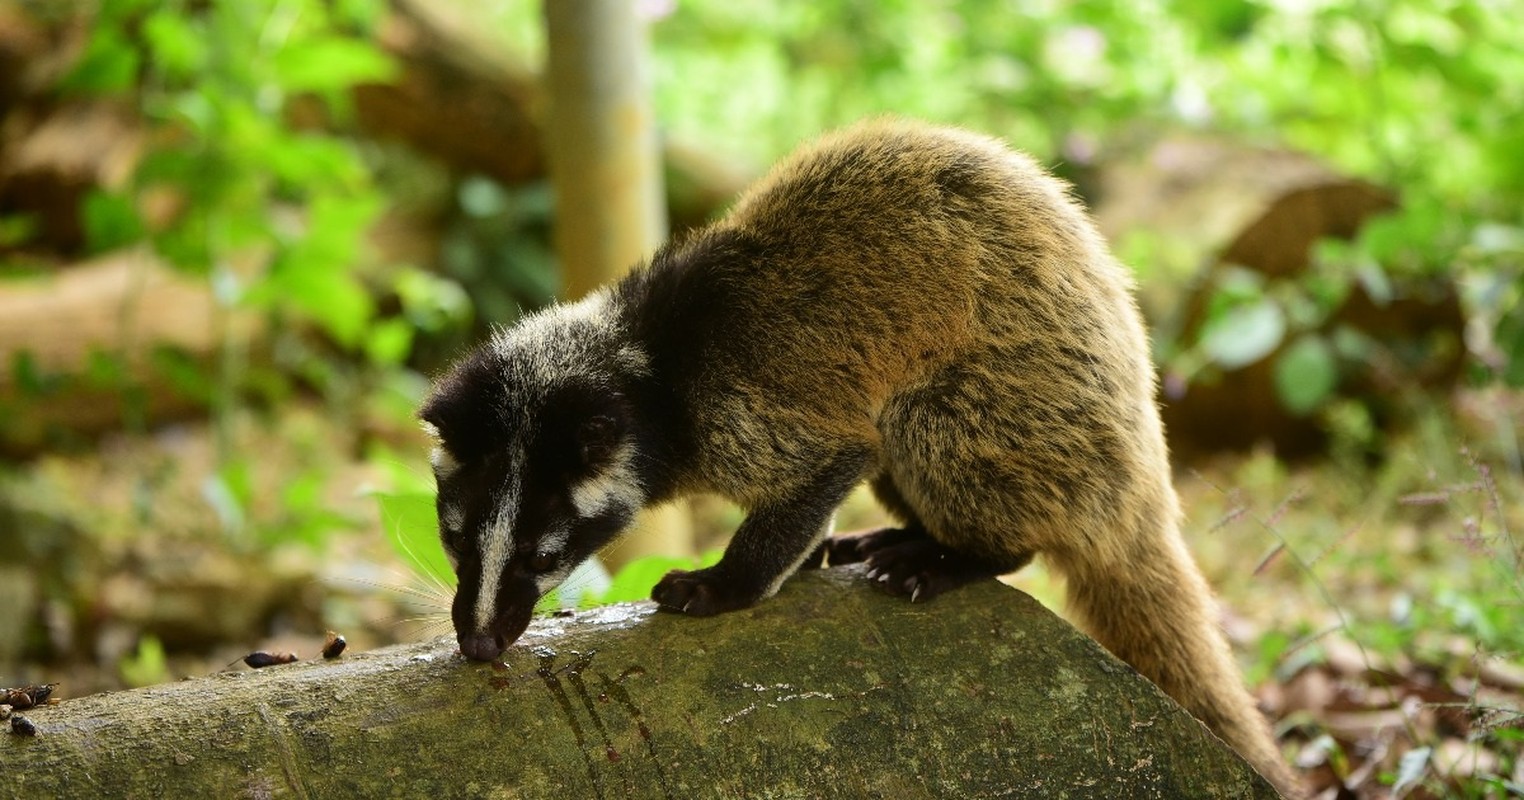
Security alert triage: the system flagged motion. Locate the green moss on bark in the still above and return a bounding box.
[5,567,1278,799]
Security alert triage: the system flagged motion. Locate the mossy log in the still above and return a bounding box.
[4,567,1276,799]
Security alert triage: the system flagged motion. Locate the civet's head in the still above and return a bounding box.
[419,297,649,661]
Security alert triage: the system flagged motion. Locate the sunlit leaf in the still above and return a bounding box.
[265,136,361,186]
[374,490,455,591]
[59,28,140,94]
[597,556,699,605]
[595,550,722,606]
[82,190,146,253]
[285,269,374,349]
[143,11,206,78]
[119,635,169,689]
[365,317,415,366]
[1274,335,1338,416]
[273,37,396,93]
[396,269,473,333]
[1200,299,1285,369]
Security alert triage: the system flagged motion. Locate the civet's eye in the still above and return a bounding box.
[529,553,556,573]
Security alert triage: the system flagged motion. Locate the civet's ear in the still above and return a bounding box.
[417,350,509,462]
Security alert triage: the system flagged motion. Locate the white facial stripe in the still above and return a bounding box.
[430,446,461,479]
[474,449,523,633]
[569,443,644,518]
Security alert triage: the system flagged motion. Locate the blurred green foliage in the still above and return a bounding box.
[44,0,1516,599]
[43,0,1521,446]
[33,0,478,553]
[117,633,168,688]
[70,0,393,349]
[476,0,1524,416]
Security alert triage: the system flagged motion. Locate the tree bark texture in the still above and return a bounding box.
[4,567,1277,799]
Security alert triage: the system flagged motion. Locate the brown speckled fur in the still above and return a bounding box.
[424,119,1297,794]
[633,120,1294,793]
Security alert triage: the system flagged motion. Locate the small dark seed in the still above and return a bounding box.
[11,715,36,736]
[243,651,299,669]
[321,632,347,660]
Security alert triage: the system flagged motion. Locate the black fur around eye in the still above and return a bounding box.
[578,415,620,465]
[528,553,557,573]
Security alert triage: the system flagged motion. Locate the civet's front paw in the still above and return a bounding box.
[651,567,759,616]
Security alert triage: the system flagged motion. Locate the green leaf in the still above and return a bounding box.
[82,190,146,253]
[272,37,396,93]
[270,472,358,549]
[84,349,128,389]
[11,350,57,396]
[294,269,373,347]
[95,0,157,24]
[119,635,169,688]
[1200,298,1285,369]
[396,268,473,333]
[1273,335,1339,416]
[597,556,700,605]
[150,345,216,405]
[595,551,722,606]
[0,214,37,247]
[1497,302,1524,387]
[264,136,361,186]
[374,491,456,591]
[334,0,388,28]
[60,27,141,94]
[143,11,207,78]
[365,317,415,366]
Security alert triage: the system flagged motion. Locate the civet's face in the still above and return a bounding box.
[420,344,644,662]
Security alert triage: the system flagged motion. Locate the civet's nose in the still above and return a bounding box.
[458,632,505,662]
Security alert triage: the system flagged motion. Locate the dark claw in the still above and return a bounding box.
[825,526,923,566]
[652,567,759,616]
[833,527,1023,604]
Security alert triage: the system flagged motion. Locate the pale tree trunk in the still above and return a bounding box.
[541,0,692,568]
[6,568,1279,798]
